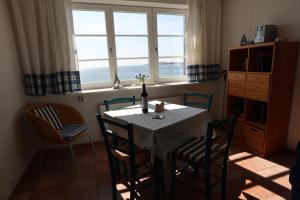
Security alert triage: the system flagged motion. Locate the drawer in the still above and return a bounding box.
[246,82,270,93]
[229,80,246,89]
[228,87,245,98]
[228,72,246,81]
[246,90,269,102]
[247,73,270,84]
[244,125,265,153]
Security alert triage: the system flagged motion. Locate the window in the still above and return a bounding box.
[156,14,186,79]
[72,5,188,89]
[113,11,150,80]
[73,10,111,84]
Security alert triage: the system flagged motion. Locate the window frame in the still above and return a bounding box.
[72,4,113,89]
[153,8,189,83]
[110,6,154,85]
[72,3,189,90]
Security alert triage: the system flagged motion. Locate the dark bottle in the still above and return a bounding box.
[141,83,148,113]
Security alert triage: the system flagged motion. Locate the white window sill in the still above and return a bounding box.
[72,81,200,95]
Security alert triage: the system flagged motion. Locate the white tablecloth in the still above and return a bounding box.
[103,101,211,159]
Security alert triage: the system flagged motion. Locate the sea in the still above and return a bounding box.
[80,63,184,83]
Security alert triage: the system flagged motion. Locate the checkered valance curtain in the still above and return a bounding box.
[187,0,221,83]
[8,0,81,96]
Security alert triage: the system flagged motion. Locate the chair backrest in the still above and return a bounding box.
[25,104,65,143]
[205,111,239,169]
[30,105,63,130]
[104,96,136,111]
[96,114,137,179]
[183,92,213,111]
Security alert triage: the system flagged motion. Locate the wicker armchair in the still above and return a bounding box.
[26,103,96,165]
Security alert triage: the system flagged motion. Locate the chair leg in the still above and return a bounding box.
[68,143,78,163]
[171,154,176,196]
[129,173,136,200]
[123,164,128,183]
[221,163,228,200]
[153,157,161,200]
[111,164,118,200]
[159,160,165,194]
[86,132,96,155]
[192,166,199,179]
[205,169,212,200]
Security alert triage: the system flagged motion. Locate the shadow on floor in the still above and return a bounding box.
[10,142,294,200]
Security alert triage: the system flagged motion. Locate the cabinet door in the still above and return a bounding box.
[229,87,245,98]
[247,73,270,84]
[246,90,269,102]
[244,124,265,153]
[228,72,247,81]
[246,82,269,93]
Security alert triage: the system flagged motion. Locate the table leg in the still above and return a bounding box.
[153,157,162,200]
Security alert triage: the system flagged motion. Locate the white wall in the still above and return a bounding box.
[0,0,40,199]
[222,0,300,150]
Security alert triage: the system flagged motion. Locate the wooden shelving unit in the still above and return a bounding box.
[227,42,299,157]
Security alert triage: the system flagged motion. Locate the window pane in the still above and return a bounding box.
[158,37,184,57]
[73,10,106,35]
[79,60,110,83]
[157,14,185,35]
[114,12,148,35]
[75,36,108,60]
[117,59,149,80]
[115,37,148,58]
[159,58,185,77]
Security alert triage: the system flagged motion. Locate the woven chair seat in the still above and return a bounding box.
[112,144,151,167]
[59,124,88,141]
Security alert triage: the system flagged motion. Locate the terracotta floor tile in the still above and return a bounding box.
[29,183,66,200]
[64,177,98,200]
[10,142,295,200]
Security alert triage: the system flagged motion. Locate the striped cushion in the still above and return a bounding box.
[33,105,63,130]
[175,137,223,163]
[59,124,88,141]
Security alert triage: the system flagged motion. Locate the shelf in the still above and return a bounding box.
[229,48,248,71]
[248,45,274,72]
[227,41,299,157]
[245,120,266,130]
[229,42,274,51]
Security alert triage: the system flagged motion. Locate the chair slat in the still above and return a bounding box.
[183,92,213,111]
[109,144,130,155]
[104,96,136,111]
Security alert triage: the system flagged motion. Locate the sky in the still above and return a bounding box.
[72,10,185,69]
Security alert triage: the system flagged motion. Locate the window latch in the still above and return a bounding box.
[109,48,113,58]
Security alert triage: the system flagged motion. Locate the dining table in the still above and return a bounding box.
[103,100,211,158]
[102,100,212,198]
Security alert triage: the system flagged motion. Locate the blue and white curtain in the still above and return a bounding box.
[187,0,222,82]
[8,0,81,96]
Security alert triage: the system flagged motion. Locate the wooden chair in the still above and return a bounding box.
[25,103,96,165]
[183,92,213,111]
[171,111,239,200]
[96,114,160,200]
[104,96,136,111]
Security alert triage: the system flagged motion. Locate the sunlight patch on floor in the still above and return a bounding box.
[239,184,280,199]
[233,154,278,172]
